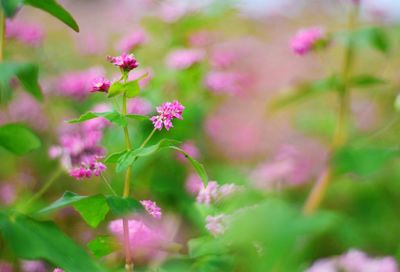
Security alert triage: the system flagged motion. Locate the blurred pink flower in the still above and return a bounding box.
[188,31,214,47]
[108,53,139,72]
[166,49,204,70]
[141,200,162,219]
[70,160,106,180]
[204,71,250,95]
[90,77,110,93]
[210,50,236,69]
[6,20,44,46]
[159,1,187,23]
[197,181,240,205]
[127,68,153,89]
[117,29,148,52]
[21,260,46,272]
[0,183,16,205]
[0,261,13,272]
[150,100,184,130]
[185,173,203,196]
[53,268,64,272]
[127,98,152,115]
[56,67,104,100]
[206,214,227,237]
[290,27,326,55]
[176,140,199,163]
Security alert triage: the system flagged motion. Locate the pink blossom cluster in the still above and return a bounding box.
[166,49,204,70]
[176,140,199,163]
[21,260,46,272]
[127,98,152,115]
[306,249,398,272]
[204,71,250,95]
[90,77,110,93]
[56,67,104,99]
[205,214,227,237]
[185,173,203,196]
[150,100,184,130]
[290,27,326,55]
[108,53,139,72]
[141,200,162,219]
[117,29,148,52]
[197,181,240,205]
[69,159,106,180]
[6,20,44,46]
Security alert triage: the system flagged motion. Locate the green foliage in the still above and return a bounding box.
[0,0,23,17]
[68,111,148,127]
[332,146,397,177]
[0,211,103,271]
[87,235,118,258]
[349,75,386,88]
[73,195,109,228]
[107,80,141,98]
[350,27,390,54]
[0,123,40,155]
[0,61,43,101]
[106,196,143,216]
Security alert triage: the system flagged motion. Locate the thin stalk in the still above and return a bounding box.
[303,4,359,215]
[23,166,63,211]
[0,9,4,61]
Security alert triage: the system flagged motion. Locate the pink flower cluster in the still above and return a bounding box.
[70,159,106,180]
[90,77,110,93]
[290,27,326,55]
[141,200,162,219]
[150,100,184,130]
[127,98,152,115]
[6,20,44,46]
[197,181,240,205]
[185,173,203,196]
[206,214,227,237]
[204,71,250,95]
[21,260,46,272]
[166,49,204,70]
[108,53,139,72]
[306,249,398,272]
[117,29,148,52]
[56,67,104,99]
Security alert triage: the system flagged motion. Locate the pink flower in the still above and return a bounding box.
[127,98,152,115]
[176,140,199,163]
[0,261,13,272]
[90,77,110,93]
[196,181,239,205]
[6,20,44,46]
[306,259,336,272]
[0,183,16,205]
[108,53,139,72]
[21,260,46,272]
[185,173,203,196]
[127,68,153,89]
[206,214,227,237]
[188,31,214,47]
[117,29,148,52]
[141,200,162,219]
[53,269,64,272]
[150,100,184,130]
[166,49,204,70]
[290,27,326,55]
[204,71,250,95]
[210,50,236,69]
[70,159,106,180]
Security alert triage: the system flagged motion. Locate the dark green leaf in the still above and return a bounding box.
[0,212,103,271]
[350,75,385,87]
[1,0,24,17]
[0,123,40,155]
[87,235,118,258]
[0,61,43,101]
[332,147,397,176]
[106,196,142,216]
[37,191,86,214]
[24,0,79,32]
[368,27,390,54]
[72,195,109,228]
[104,150,128,163]
[124,80,140,98]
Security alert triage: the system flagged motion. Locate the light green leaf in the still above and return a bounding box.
[107,82,124,98]
[350,75,385,87]
[126,114,149,121]
[0,123,40,155]
[106,196,143,216]
[87,235,118,258]
[124,80,140,98]
[24,0,79,32]
[0,212,103,271]
[68,111,128,127]
[37,191,86,214]
[104,150,128,163]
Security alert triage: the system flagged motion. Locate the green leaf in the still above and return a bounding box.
[107,82,124,98]
[106,196,142,216]
[350,75,385,87]
[0,212,103,271]
[0,123,40,155]
[124,80,140,98]
[115,139,180,173]
[271,75,341,110]
[170,146,208,185]
[37,192,109,228]
[87,235,118,258]
[332,147,397,176]
[188,236,226,258]
[24,0,79,32]
[73,195,109,228]
[0,61,43,101]
[68,111,128,127]
[105,150,128,163]
[367,27,390,54]
[1,0,24,17]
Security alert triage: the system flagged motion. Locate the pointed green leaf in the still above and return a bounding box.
[107,82,124,98]
[126,114,149,121]
[37,191,86,214]
[1,0,24,17]
[24,0,79,32]
[104,150,128,163]
[87,235,118,258]
[350,75,385,87]
[0,123,41,155]
[106,196,143,216]
[68,111,128,127]
[72,195,109,228]
[124,80,140,98]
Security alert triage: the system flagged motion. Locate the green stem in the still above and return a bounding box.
[23,166,63,211]
[303,4,359,215]
[0,9,4,61]
[140,128,156,148]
